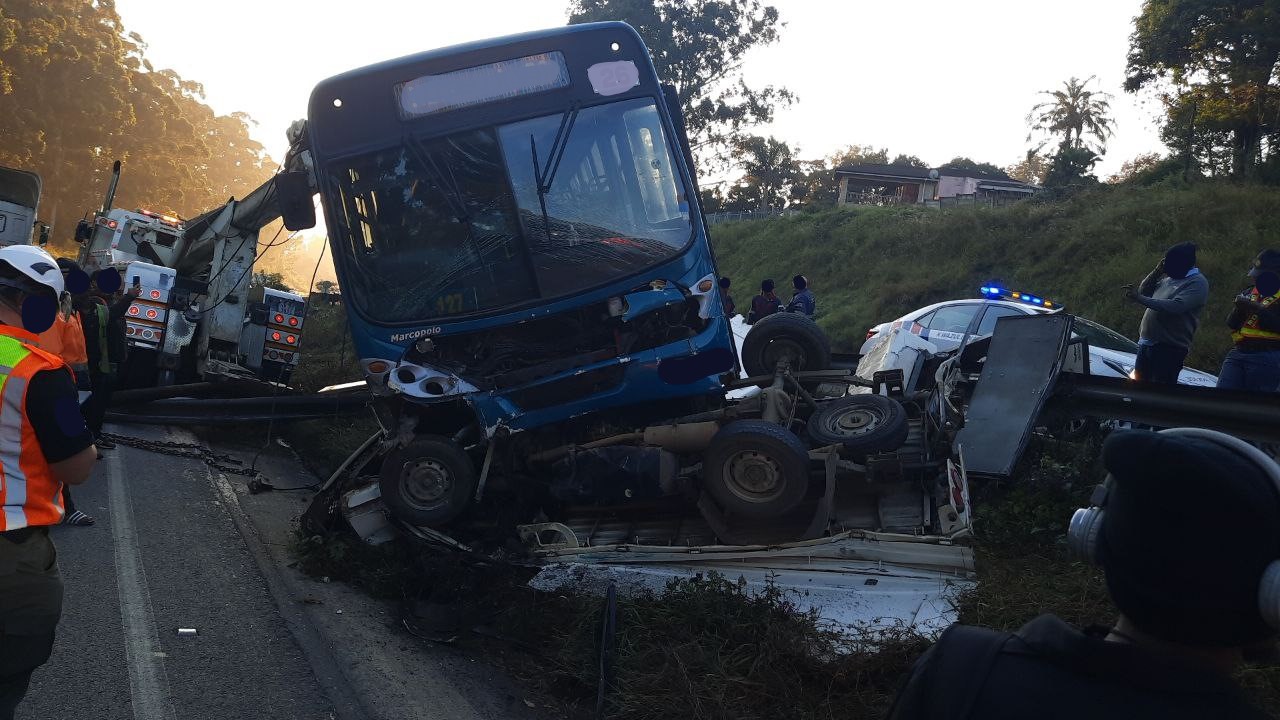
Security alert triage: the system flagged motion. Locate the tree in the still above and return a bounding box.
[567,0,794,170]
[0,0,274,251]
[1126,0,1280,179]
[250,271,291,292]
[1043,146,1101,190]
[890,154,929,168]
[1006,151,1051,185]
[942,156,1006,176]
[828,145,890,168]
[1027,76,1115,155]
[1107,152,1165,183]
[730,134,801,209]
[315,280,337,295]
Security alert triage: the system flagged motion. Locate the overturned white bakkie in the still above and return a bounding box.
[334,321,977,633]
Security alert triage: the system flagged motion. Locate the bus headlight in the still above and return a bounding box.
[689,273,718,319]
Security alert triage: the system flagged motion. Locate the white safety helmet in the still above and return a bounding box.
[0,245,65,298]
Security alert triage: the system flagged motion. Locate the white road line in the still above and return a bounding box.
[105,449,177,720]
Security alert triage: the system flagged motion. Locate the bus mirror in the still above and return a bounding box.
[276,171,316,231]
[74,219,92,244]
[36,222,50,247]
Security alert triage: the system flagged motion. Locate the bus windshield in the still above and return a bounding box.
[327,96,691,324]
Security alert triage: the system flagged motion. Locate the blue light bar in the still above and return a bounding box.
[979,285,1060,309]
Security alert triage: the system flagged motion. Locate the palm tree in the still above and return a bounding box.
[1027,76,1116,155]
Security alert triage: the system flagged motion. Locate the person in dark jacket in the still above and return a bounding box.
[886,429,1278,720]
[746,279,782,325]
[78,268,137,449]
[785,274,815,317]
[1218,249,1280,392]
[718,276,736,318]
[1124,242,1208,383]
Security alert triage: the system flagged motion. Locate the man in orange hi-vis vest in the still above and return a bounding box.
[0,245,96,720]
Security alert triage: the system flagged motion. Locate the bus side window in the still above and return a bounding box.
[624,108,680,223]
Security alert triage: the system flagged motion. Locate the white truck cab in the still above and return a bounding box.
[0,166,47,247]
[79,208,186,273]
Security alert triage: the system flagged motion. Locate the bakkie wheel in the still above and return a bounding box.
[807,395,909,454]
[702,420,810,518]
[741,312,832,376]
[378,436,476,526]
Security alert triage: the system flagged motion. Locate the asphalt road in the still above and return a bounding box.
[17,424,536,720]
[19,425,338,720]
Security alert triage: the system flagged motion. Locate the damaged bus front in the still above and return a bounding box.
[306,23,736,525]
[296,24,974,618]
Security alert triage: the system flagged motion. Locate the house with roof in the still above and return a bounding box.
[834,163,1037,208]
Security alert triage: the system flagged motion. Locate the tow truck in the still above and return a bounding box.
[74,159,311,386]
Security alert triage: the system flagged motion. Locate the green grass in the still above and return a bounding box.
[711,180,1280,372]
[293,303,362,393]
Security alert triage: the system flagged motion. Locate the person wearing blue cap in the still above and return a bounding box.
[887,428,1277,719]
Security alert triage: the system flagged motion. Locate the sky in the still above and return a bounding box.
[113,0,1166,181]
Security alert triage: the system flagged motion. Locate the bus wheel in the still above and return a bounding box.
[378,436,476,526]
[741,313,831,377]
[807,395,909,454]
[702,420,810,519]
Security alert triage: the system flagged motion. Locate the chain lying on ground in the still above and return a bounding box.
[100,432,262,478]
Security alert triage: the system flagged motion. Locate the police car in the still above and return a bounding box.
[859,287,1218,387]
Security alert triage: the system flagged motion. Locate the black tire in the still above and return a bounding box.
[702,420,811,519]
[807,395,909,454]
[741,312,832,377]
[379,436,476,526]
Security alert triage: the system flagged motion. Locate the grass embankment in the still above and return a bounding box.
[712,181,1280,372]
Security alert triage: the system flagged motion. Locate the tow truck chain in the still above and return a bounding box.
[99,432,262,479]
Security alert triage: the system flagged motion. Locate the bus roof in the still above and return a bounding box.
[311,21,639,92]
[306,21,658,159]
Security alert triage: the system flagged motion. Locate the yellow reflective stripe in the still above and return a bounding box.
[0,335,33,529]
[0,335,31,367]
[1233,290,1280,342]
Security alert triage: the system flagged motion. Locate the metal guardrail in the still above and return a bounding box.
[1052,374,1280,443]
[108,389,369,425]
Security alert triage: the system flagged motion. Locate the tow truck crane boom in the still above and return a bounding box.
[75,123,317,386]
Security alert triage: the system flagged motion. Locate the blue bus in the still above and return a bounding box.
[291,23,838,529]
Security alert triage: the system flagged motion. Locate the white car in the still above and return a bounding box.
[860,295,1218,387]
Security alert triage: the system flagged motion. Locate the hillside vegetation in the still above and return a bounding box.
[710,182,1279,373]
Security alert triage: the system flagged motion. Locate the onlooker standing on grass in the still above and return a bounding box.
[746,278,782,325]
[1218,249,1280,393]
[718,276,736,318]
[786,274,815,317]
[1124,242,1208,383]
[886,428,1278,720]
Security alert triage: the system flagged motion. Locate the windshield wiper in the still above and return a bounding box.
[529,105,580,241]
